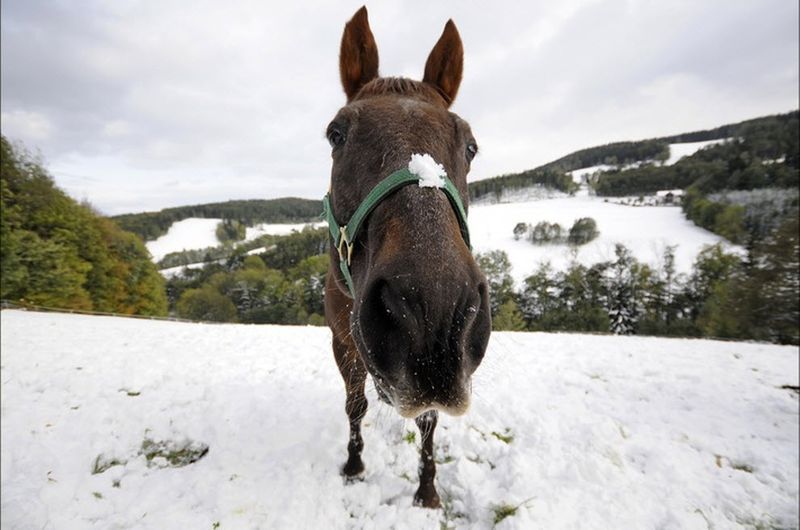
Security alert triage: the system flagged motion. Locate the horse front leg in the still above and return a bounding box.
[414,410,441,508]
[333,336,368,479]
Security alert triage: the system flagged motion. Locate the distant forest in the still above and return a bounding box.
[113,198,322,241]
[470,110,798,203]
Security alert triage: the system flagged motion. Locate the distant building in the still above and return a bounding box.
[656,189,684,205]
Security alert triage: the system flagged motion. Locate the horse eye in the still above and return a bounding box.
[466,142,478,162]
[328,128,346,149]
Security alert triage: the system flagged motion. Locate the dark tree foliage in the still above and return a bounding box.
[567,218,600,246]
[112,197,323,241]
[477,242,797,345]
[166,229,330,325]
[593,111,798,197]
[1,136,167,315]
[538,139,670,174]
[215,219,246,244]
[469,111,796,205]
[468,168,577,202]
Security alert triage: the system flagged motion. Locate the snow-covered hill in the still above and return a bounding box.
[146,219,324,263]
[144,139,736,275]
[2,310,797,529]
[470,194,729,283]
[147,196,733,283]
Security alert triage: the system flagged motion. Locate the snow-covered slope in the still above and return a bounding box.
[666,139,729,166]
[145,218,323,263]
[470,194,732,283]
[2,310,797,529]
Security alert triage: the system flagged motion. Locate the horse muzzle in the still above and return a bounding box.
[352,270,491,418]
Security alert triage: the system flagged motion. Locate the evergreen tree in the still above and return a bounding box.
[475,250,515,316]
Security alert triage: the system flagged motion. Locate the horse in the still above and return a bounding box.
[323,6,492,508]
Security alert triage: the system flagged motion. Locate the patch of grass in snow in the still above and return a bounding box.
[491,498,535,527]
[92,455,126,475]
[435,442,455,464]
[492,503,518,525]
[588,373,608,383]
[92,492,103,499]
[466,454,496,470]
[714,454,754,473]
[140,438,209,468]
[119,388,141,396]
[403,431,416,445]
[470,424,514,444]
[439,489,466,530]
[491,428,514,444]
[212,522,220,530]
[731,461,754,473]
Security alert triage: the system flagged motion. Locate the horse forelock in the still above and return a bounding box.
[354,77,449,107]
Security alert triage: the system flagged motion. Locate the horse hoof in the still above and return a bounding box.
[413,488,441,509]
[341,459,365,483]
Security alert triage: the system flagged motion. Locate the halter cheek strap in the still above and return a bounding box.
[322,167,471,298]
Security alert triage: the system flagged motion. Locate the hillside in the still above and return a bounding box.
[1,310,798,529]
[470,110,798,202]
[469,193,729,282]
[112,198,323,241]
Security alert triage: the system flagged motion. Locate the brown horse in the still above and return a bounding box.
[323,6,491,508]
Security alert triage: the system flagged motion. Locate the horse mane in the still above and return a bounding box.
[355,77,449,106]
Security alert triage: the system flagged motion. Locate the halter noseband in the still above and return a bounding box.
[322,167,471,298]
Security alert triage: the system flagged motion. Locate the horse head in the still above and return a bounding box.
[324,6,491,420]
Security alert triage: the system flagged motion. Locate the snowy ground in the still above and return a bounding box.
[145,219,323,263]
[469,194,732,283]
[2,310,797,529]
[146,218,223,263]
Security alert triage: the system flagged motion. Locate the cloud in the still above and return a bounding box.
[1,109,53,142]
[1,0,797,215]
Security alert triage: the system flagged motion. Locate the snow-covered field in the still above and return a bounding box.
[665,139,730,166]
[146,196,732,283]
[145,139,735,275]
[470,194,731,283]
[2,310,797,529]
[145,219,323,263]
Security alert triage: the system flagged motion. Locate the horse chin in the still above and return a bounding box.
[390,386,472,419]
[395,397,471,419]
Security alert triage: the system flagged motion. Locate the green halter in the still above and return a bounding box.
[322,167,471,298]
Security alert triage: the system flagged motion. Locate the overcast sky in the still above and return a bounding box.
[2,0,798,215]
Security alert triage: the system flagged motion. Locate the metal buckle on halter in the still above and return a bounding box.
[337,226,354,265]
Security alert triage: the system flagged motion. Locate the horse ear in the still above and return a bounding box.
[339,6,379,101]
[423,20,463,107]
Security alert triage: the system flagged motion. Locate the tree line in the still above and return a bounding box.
[1,136,167,315]
[165,227,329,325]
[476,110,797,199]
[468,168,578,202]
[479,216,798,345]
[112,197,322,241]
[592,111,798,197]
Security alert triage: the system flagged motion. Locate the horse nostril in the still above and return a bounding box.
[358,279,417,375]
[462,280,491,369]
